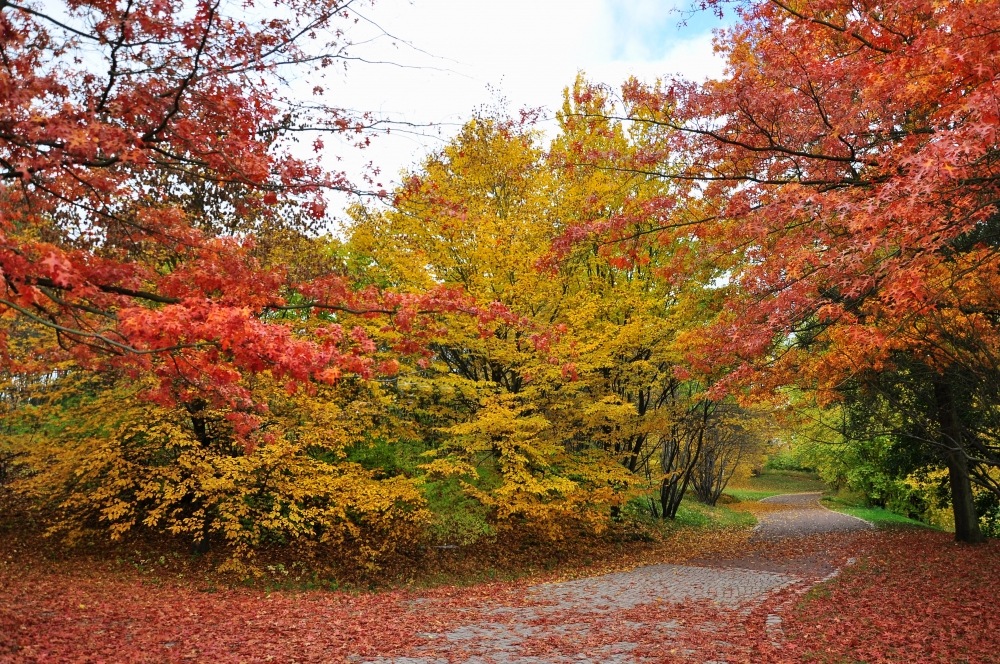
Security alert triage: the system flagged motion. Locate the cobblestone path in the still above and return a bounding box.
[360,494,872,663]
[754,492,874,539]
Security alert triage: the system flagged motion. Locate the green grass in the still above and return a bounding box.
[724,488,782,502]
[623,494,758,531]
[725,470,827,501]
[822,497,937,529]
[672,499,757,529]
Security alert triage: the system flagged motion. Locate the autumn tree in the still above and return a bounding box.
[691,402,770,506]
[548,78,685,485]
[598,0,1000,542]
[0,0,511,561]
[549,77,756,521]
[0,0,476,435]
[347,85,756,532]
[348,115,638,536]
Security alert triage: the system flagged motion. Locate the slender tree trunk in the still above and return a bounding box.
[183,400,215,552]
[933,377,985,544]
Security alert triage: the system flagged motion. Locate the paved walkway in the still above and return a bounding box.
[360,493,873,663]
[754,492,873,539]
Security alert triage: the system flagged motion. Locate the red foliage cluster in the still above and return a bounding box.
[647,0,1000,397]
[0,0,513,441]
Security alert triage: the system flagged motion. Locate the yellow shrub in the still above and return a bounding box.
[9,373,429,567]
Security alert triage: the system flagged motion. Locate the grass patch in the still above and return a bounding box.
[724,488,781,502]
[822,497,937,529]
[725,469,827,501]
[672,499,758,529]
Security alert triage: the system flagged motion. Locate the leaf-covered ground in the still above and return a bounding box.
[773,531,1000,664]
[1,527,996,663]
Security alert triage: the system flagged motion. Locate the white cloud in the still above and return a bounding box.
[607,0,689,60]
[320,0,727,212]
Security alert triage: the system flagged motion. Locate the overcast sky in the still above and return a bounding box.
[321,0,728,212]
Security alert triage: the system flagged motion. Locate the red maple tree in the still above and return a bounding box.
[569,0,1000,541]
[0,0,478,436]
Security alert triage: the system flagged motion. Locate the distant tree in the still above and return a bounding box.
[691,403,769,507]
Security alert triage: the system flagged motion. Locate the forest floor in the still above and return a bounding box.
[1,490,997,663]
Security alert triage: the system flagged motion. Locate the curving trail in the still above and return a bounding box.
[753,492,874,540]
[361,494,876,663]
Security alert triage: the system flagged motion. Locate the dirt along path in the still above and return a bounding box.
[360,494,875,663]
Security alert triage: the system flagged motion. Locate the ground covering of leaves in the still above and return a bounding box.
[773,531,1000,664]
[0,495,757,662]
[2,525,997,663]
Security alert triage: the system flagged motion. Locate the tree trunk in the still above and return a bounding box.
[933,377,985,543]
[944,446,984,543]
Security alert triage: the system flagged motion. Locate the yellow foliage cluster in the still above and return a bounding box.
[435,393,634,534]
[7,372,428,567]
[341,82,761,532]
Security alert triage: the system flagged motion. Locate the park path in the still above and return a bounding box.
[359,493,874,664]
[754,492,874,539]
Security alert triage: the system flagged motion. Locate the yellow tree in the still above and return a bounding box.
[349,116,635,535]
[548,78,743,519]
[349,84,752,530]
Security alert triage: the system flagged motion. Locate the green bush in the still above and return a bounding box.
[975,491,1000,538]
[422,477,495,546]
[763,452,815,473]
[343,437,425,478]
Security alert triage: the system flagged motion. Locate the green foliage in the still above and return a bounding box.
[796,424,1000,536]
[729,470,827,496]
[762,452,815,473]
[811,439,926,515]
[344,437,425,479]
[422,477,495,546]
[975,491,1000,538]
